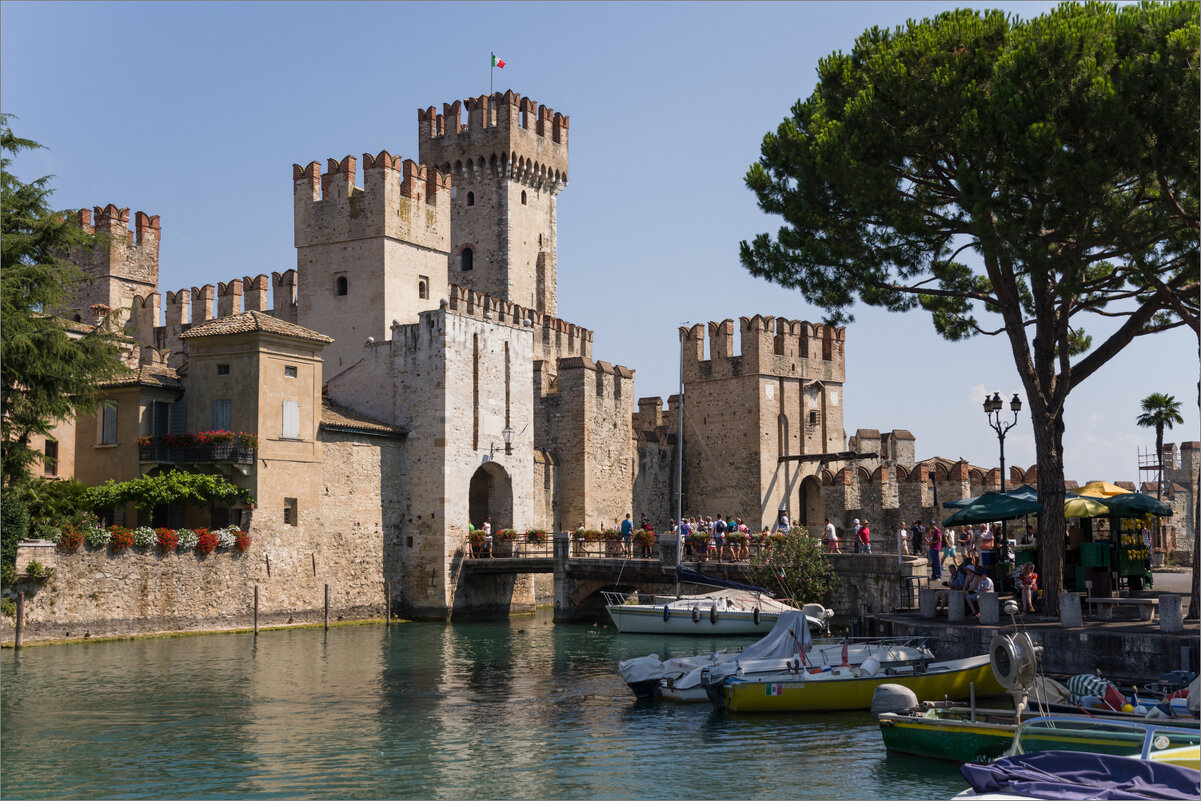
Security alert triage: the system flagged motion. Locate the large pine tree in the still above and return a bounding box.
[1,115,126,486]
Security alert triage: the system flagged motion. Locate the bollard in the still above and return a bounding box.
[918,588,938,619]
[385,580,391,625]
[15,591,25,649]
[254,585,259,636]
[948,591,966,622]
[324,583,330,630]
[1160,594,1183,633]
[1059,592,1083,628]
[980,592,1000,625]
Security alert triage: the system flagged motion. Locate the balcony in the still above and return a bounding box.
[139,442,256,465]
[138,432,258,476]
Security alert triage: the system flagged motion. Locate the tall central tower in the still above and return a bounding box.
[418,90,568,316]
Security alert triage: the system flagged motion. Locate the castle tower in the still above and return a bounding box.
[69,205,160,332]
[418,90,568,317]
[292,153,451,372]
[675,316,847,532]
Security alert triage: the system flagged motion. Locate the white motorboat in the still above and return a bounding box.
[603,588,821,635]
[619,609,935,702]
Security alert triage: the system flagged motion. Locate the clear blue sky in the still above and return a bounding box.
[3,1,1196,484]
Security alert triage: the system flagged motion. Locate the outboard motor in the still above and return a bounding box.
[871,684,919,715]
[700,668,725,710]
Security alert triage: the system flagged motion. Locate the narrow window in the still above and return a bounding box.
[418,277,428,300]
[44,440,58,477]
[808,410,819,427]
[521,190,527,205]
[504,341,511,432]
[284,497,298,526]
[217,364,230,376]
[462,247,474,271]
[152,400,172,436]
[336,276,348,296]
[466,191,475,207]
[212,399,232,430]
[596,372,604,397]
[284,365,298,378]
[100,401,118,445]
[282,401,300,439]
[72,314,82,323]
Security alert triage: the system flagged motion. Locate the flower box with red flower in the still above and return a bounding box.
[525,529,548,545]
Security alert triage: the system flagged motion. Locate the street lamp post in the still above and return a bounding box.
[984,392,1022,568]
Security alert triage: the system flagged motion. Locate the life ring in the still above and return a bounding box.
[990,632,1038,691]
[663,605,671,622]
[753,607,762,626]
[692,607,701,623]
[710,607,719,624]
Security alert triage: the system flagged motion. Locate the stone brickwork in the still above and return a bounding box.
[293,154,452,373]
[68,205,160,327]
[419,91,568,316]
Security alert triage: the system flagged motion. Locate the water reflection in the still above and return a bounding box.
[2,615,968,800]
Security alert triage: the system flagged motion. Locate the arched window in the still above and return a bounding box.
[461,247,474,271]
[335,276,348,296]
[466,191,475,207]
[521,190,527,205]
[418,280,428,299]
[72,314,82,322]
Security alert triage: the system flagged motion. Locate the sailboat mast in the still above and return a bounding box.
[675,325,685,598]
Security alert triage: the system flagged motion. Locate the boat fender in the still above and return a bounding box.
[692,607,701,623]
[710,607,719,624]
[858,656,881,678]
[871,684,919,715]
[663,605,670,622]
[753,607,761,626]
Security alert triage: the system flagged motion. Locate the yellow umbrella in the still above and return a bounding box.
[1063,496,1110,518]
[1077,481,1132,498]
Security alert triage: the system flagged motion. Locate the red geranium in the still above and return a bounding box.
[58,525,84,552]
[156,528,178,553]
[195,528,218,554]
[109,526,135,554]
[234,530,252,552]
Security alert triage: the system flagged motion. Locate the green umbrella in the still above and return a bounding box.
[941,492,1044,526]
[943,484,1041,508]
[1096,492,1173,518]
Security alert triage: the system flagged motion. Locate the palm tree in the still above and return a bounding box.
[1136,393,1184,551]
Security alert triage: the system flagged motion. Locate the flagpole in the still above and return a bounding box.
[490,52,494,95]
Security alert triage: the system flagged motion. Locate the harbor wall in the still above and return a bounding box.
[872,614,1199,683]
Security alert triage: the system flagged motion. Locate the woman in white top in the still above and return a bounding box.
[897,526,909,556]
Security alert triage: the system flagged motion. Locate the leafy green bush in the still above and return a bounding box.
[746,528,837,606]
[1,597,15,618]
[1,495,30,574]
[85,470,254,512]
[24,560,53,580]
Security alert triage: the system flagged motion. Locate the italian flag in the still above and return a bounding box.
[492,54,506,69]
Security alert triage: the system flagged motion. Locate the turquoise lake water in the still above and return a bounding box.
[1,614,969,799]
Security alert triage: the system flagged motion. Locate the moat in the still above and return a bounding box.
[1,614,969,800]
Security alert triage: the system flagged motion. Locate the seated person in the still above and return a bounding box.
[965,566,995,617]
[1017,562,1039,613]
[935,561,971,611]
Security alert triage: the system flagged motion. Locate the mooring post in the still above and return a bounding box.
[254,585,259,636]
[324,583,330,630]
[385,580,391,625]
[15,591,25,649]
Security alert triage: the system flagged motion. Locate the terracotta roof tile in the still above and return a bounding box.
[179,310,333,344]
[98,364,184,390]
[320,399,404,437]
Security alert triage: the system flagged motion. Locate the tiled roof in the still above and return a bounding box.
[179,310,333,344]
[98,364,184,390]
[63,318,98,334]
[320,399,404,437]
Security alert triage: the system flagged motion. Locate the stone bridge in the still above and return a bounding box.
[457,532,930,622]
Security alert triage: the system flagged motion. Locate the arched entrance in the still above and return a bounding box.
[801,475,824,532]
[469,461,513,531]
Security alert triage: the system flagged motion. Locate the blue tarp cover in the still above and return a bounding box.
[960,751,1201,800]
[676,566,774,596]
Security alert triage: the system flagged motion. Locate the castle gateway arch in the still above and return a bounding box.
[469,461,513,532]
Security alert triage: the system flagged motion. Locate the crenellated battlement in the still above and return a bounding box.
[680,316,846,383]
[292,151,451,253]
[68,204,161,322]
[418,90,569,190]
[445,283,592,361]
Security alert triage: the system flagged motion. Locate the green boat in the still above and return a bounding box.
[878,705,1020,763]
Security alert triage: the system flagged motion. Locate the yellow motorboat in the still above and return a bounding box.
[708,653,1005,713]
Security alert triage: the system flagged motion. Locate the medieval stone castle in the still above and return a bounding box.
[33,88,1198,624]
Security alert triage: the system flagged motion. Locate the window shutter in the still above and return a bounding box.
[212,399,232,430]
[102,402,118,444]
[171,399,187,435]
[282,401,300,439]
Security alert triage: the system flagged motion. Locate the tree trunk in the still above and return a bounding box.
[1034,411,1067,617]
[1189,455,1200,620]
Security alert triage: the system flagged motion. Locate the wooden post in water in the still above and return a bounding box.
[385,580,391,625]
[324,583,329,630]
[14,591,25,649]
[254,585,259,636]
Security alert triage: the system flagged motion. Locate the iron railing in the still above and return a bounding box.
[139,443,256,465]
